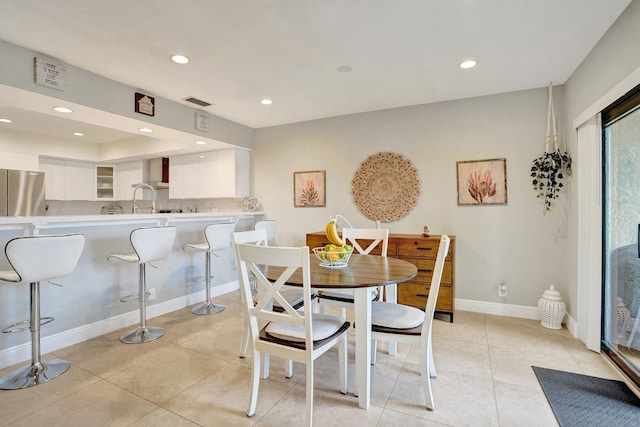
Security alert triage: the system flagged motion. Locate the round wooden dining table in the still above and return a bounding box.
[265,253,417,410]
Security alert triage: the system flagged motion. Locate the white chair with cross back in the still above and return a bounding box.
[233,229,309,378]
[317,227,390,315]
[236,243,349,427]
[370,234,450,410]
[317,227,395,358]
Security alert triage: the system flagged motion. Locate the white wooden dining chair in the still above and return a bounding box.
[233,229,269,359]
[317,227,394,356]
[233,230,311,378]
[254,219,277,245]
[236,243,349,427]
[317,227,390,315]
[369,234,450,410]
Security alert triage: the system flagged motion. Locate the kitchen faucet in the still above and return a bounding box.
[132,183,156,214]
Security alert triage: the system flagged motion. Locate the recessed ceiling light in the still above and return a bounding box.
[199,155,206,158]
[459,60,477,69]
[139,127,153,133]
[53,106,73,113]
[0,118,12,123]
[260,99,273,105]
[337,65,352,72]
[73,132,84,136]
[195,140,206,145]
[171,54,190,64]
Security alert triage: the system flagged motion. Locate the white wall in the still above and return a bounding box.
[564,0,640,319]
[254,87,570,308]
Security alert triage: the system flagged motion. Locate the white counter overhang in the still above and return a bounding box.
[0,211,264,235]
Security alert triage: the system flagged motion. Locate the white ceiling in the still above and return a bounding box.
[0,0,632,139]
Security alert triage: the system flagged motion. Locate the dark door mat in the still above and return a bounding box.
[532,366,640,426]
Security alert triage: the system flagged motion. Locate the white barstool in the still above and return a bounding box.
[0,234,84,389]
[183,222,236,315]
[254,220,277,245]
[107,226,176,344]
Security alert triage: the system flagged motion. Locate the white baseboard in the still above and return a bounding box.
[456,298,579,338]
[456,298,541,319]
[564,313,578,338]
[1,290,578,369]
[0,280,239,369]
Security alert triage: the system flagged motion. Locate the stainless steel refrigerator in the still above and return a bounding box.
[0,169,46,216]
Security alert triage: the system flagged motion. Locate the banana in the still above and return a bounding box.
[325,220,344,246]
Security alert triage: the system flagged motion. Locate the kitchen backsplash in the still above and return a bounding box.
[45,197,252,216]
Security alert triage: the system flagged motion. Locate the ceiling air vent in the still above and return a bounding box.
[183,97,212,107]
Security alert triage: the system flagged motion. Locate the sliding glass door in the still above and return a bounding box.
[602,85,640,386]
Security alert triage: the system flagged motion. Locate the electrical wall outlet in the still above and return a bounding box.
[498,283,507,297]
[149,287,156,301]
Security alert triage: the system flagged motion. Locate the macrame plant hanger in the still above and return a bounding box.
[545,83,569,167]
[545,83,557,154]
[532,83,572,213]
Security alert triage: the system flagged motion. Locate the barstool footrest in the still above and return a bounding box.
[190,275,214,284]
[0,359,70,390]
[119,292,150,303]
[2,316,54,334]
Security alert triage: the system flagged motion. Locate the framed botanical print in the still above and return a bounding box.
[294,170,326,207]
[456,158,507,205]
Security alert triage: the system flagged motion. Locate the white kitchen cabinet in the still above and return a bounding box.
[198,152,218,197]
[66,161,95,200]
[183,154,203,199]
[169,149,249,199]
[169,152,211,199]
[40,158,94,200]
[168,154,188,199]
[215,148,250,197]
[40,158,65,200]
[114,161,145,200]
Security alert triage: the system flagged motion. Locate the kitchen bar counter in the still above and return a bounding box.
[0,211,263,368]
[0,211,264,234]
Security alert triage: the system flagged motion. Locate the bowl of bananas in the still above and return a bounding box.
[315,215,354,268]
[313,244,353,268]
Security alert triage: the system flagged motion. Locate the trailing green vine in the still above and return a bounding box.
[532,84,572,213]
[531,150,572,212]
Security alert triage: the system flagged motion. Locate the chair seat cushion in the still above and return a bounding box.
[319,288,379,303]
[266,313,345,342]
[0,270,20,283]
[272,287,306,311]
[107,253,140,263]
[371,301,424,329]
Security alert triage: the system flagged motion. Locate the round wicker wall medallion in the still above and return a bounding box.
[351,152,420,222]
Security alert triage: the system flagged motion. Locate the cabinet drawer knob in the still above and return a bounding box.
[418,269,433,273]
[416,247,433,251]
[417,293,429,298]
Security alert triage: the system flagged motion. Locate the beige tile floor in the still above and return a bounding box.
[0,292,623,427]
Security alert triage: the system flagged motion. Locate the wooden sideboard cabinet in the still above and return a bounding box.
[305,232,455,322]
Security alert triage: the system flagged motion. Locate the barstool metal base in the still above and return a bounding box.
[120,326,165,344]
[192,302,225,315]
[0,359,70,390]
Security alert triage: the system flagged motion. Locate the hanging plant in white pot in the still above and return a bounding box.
[531,84,572,212]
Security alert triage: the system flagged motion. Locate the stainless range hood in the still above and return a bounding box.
[148,157,169,188]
